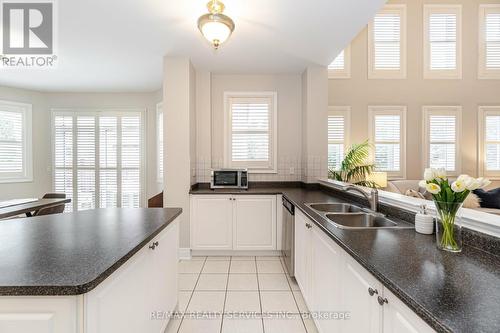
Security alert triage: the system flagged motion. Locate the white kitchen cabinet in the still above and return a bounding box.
[294,211,436,333]
[190,195,233,250]
[382,287,435,333]
[233,196,277,250]
[342,256,382,333]
[310,225,344,333]
[190,195,277,251]
[85,220,179,333]
[294,210,312,298]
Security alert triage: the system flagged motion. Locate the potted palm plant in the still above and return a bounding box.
[329,141,378,188]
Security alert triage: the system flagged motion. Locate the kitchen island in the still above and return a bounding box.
[0,207,181,333]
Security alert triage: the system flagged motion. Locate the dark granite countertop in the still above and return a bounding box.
[0,207,182,296]
[191,185,500,333]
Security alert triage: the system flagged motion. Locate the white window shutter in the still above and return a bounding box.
[99,117,118,208]
[486,12,500,69]
[54,116,74,212]
[373,13,401,70]
[429,115,456,171]
[374,115,401,171]
[328,115,345,170]
[157,106,164,182]
[329,50,344,71]
[485,114,500,171]
[429,13,457,70]
[76,116,96,211]
[121,116,141,208]
[0,110,23,173]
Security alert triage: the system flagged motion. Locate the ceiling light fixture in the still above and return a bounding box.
[198,0,235,50]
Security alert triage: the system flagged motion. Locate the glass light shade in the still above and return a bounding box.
[201,21,231,45]
[367,172,388,188]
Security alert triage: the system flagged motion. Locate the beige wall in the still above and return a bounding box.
[203,74,303,182]
[0,86,161,201]
[329,0,500,180]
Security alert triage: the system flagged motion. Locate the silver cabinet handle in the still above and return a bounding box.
[149,241,159,250]
[377,296,388,305]
[305,223,312,229]
[368,287,378,296]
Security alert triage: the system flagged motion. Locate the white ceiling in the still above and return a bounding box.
[0,0,386,92]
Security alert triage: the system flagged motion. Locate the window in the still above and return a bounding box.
[52,109,143,212]
[328,45,351,79]
[224,92,277,173]
[479,5,500,79]
[423,5,462,79]
[368,106,406,178]
[328,107,350,171]
[479,106,500,178]
[0,100,32,183]
[422,106,461,174]
[157,102,163,183]
[368,4,407,79]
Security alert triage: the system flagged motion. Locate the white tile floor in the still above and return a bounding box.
[166,256,319,333]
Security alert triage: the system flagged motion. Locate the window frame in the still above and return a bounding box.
[422,106,462,176]
[423,4,462,79]
[156,102,163,183]
[328,106,351,171]
[478,106,500,179]
[368,4,407,79]
[368,106,407,179]
[223,91,278,173]
[479,4,500,79]
[51,108,146,211]
[328,45,351,79]
[0,99,33,183]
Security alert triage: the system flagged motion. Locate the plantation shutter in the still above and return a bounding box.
[429,115,456,171]
[76,116,96,211]
[99,117,118,208]
[54,116,74,212]
[121,116,141,208]
[373,13,401,70]
[486,12,500,69]
[328,115,345,170]
[53,111,142,211]
[374,115,401,171]
[485,115,500,171]
[230,98,270,162]
[429,13,457,70]
[0,109,23,175]
[329,50,344,71]
[157,109,164,181]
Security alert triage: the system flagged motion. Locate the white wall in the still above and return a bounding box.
[0,86,161,201]
[329,0,500,180]
[200,74,303,182]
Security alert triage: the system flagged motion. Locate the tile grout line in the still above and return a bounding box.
[256,256,266,333]
[176,257,207,333]
[280,257,309,333]
[219,257,231,333]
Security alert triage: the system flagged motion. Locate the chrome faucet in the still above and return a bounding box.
[342,185,379,212]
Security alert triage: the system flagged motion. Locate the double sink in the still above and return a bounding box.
[306,203,413,230]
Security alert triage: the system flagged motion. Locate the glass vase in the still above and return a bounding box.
[434,201,462,253]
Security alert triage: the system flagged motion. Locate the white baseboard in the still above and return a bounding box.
[178,248,192,260]
[191,250,282,257]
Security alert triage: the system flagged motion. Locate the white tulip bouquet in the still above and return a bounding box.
[419,168,491,252]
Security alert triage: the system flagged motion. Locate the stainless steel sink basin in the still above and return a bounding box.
[306,203,363,213]
[326,213,399,229]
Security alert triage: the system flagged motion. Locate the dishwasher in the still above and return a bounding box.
[282,196,295,276]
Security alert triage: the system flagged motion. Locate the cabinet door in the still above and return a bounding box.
[294,210,311,300]
[233,196,277,250]
[310,226,343,333]
[383,288,435,333]
[191,195,233,250]
[342,256,382,333]
[151,220,179,332]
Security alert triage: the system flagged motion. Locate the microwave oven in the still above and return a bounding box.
[210,169,248,189]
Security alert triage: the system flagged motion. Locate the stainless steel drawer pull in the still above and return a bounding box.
[377,296,388,305]
[305,223,312,229]
[368,287,378,296]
